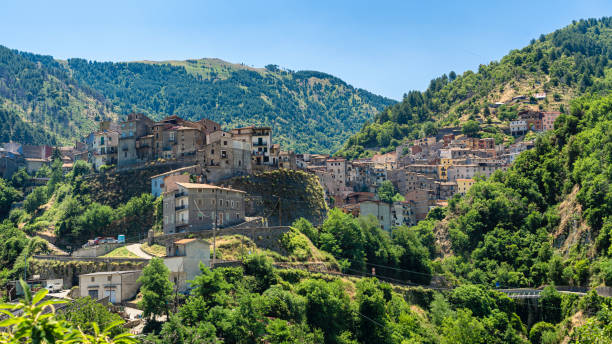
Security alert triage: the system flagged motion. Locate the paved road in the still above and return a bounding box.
[125,244,152,259]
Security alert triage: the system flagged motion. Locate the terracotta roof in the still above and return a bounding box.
[174,238,211,245]
[174,238,197,244]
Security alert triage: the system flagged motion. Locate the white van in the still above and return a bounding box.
[45,279,63,292]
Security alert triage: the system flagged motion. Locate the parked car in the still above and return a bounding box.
[45,279,63,292]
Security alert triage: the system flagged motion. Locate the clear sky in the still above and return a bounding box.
[1,0,610,100]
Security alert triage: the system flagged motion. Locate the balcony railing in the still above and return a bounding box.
[175,192,187,198]
[175,205,187,211]
[253,141,268,146]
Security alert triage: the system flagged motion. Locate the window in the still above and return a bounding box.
[91,277,95,282]
[107,276,112,282]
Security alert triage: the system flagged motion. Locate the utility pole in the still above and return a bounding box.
[278,196,282,226]
[212,189,218,268]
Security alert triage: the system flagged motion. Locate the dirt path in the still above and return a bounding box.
[125,244,152,259]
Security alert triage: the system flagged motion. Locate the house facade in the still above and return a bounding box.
[164,238,211,292]
[78,270,141,304]
[163,182,246,234]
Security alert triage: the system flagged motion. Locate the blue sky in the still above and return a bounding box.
[1,0,610,100]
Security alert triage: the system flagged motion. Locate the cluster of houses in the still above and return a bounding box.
[509,110,561,136]
[88,114,297,180]
[0,142,87,179]
[1,109,562,236]
[303,129,541,230]
[77,238,211,303]
[0,113,298,183]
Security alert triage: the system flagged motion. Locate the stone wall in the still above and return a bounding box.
[28,258,148,289]
[148,226,290,254]
[71,243,123,258]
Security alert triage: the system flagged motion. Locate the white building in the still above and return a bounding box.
[164,238,211,292]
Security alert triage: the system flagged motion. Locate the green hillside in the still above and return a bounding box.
[0,46,117,145]
[339,17,612,158]
[0,46,393,152]
[63,58,395,153]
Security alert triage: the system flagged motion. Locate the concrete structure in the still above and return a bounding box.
[24,158,48,174]
[163,182,246,234]
[359,200,392,231]
[510,119,528,136]
[163,238,210,292]
[391,201,416,227]
[79,270,141,303]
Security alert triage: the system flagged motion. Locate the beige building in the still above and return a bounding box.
[79,270,141,304]
[164,238,211,292]
[163,182,246,234]
[457,178,476,195]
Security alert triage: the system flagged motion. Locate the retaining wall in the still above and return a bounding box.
[148,226,291,254]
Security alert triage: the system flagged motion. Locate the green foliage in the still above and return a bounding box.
[292,217,319,244]
[63,59,394,154]
[340,17,612,157]
[0,179,21,220]
[280,227,312,261]
[10,169,31,190]
[0,280,135,343]
[243,253,279,293]
[139,258,174,320]
[57,296,125,337]
[529,322,556,344]
[462,120,481,137]
[296,278,353,344]
[377,180,400,203]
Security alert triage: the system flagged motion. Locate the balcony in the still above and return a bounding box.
[175,192,187,198]
[175,205,187,211]
[253,141,268,147]
[176,221,188,228]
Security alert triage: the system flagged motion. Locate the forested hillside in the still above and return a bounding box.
[0,46,393,152]
[339,17,612,158]
[0,46,117,145]
[63,58,394,153]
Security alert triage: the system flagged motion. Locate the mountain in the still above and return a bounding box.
[63,57,395,153]
[338,17,612,158]
[0,48,394,153]
[0,46,117,145]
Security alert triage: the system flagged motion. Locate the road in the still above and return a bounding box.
[125,244,152,259]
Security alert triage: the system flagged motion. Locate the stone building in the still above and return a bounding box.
[163,182,246,234]
[118,113,155,166]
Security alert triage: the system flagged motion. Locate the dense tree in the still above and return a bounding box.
[139,258,174,320]
[0,179,21,219]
